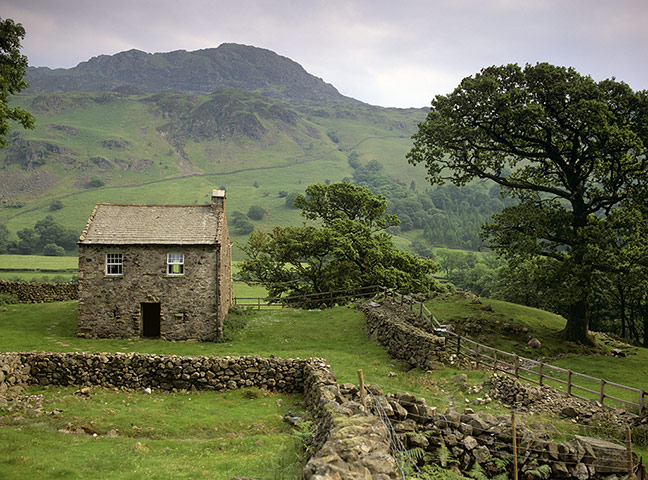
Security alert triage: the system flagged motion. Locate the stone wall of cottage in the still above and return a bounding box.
[0,280,77,303]
[216,212,232,321]
[77,244,223,341]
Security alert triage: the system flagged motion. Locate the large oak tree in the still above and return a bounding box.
[407,63,648,344]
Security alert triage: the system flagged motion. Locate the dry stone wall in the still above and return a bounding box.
[0,280,77,303]
[0,353,30,402]
[358,299,447,370]
[6,352,305,392]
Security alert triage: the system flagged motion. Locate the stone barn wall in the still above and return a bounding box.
[77,244,223,341]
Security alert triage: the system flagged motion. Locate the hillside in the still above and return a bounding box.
[1,86,429,257]
[25,44,350,105]
[2,44,509,259]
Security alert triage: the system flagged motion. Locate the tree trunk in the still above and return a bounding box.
[564,296,594,345]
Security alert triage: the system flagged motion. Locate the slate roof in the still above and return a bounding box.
[78,203,223,245]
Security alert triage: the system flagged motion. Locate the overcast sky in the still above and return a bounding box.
[2,0,647,107]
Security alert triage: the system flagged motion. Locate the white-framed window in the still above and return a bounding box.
[167,253,184,276]
[105,253,123,276]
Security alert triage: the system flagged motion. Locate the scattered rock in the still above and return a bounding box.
[527,338,542,349]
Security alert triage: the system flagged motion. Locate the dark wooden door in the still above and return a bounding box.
[141,302,161,338]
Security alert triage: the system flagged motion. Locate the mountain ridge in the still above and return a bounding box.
[25,43,355,106]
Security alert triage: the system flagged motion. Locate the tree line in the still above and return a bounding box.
[0,216,78,256]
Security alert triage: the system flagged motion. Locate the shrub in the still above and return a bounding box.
[0,293,18,306]
[87,177,105,188]
[42,243,65,256]
[49,199,63,210]
[247,205,266,221]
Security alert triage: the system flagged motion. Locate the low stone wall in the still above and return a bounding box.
[0,280,77,303]
[358,298,447,370]
[381,392,634,480]
[0,353,30,402]
[10,352,306,392]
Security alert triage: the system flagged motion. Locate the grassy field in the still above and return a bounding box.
[425,293,648,408]
[1,295,647,477]
[0,386,304,479]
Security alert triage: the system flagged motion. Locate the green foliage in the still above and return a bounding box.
[49,199,63,211]
[326,129,339,143]
[0,292,18,305]
[0,224,9,253]
[434,441,458,468]
[408,62,648,344]
[247,204,267,221]
[230,210,255,235]
[0,17,35,148]
[350,159,511,249]
[42,243,65,256]
[524,463,551,479]
[86,176,105,188]
[239,182,441,297]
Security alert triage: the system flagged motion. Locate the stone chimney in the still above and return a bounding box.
[211,189,226,213]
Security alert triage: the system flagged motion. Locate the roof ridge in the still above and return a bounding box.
[96,203,211,208]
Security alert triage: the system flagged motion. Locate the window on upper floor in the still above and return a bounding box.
[167,253,184,276]
[105,253,123,276]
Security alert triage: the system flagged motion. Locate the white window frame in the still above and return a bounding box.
[105,253,123,276]
[167,253,185,276]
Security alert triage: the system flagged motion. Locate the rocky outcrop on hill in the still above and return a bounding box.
[26,44,351,105]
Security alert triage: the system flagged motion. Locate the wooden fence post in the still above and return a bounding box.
[419,302,423,318]
[493,350,498,372]
[358,369,367,411]
[512,412,519,480]
[539,362,544,386]
[257,298,261,310]
[626,425,636,480]
[475,345,480,369]
[568,370,572,395]
[514,355,519,378]
[600,378,606,406]
[456,336,461,356]
[640,390,645,417]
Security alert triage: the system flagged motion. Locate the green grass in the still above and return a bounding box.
[0,254,78,271]
[0,386,304,479]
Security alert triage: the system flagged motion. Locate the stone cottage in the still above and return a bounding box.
[76,190,232,341]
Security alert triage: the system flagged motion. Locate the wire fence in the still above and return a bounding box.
[232,285,385,310]
[367,387,642,480]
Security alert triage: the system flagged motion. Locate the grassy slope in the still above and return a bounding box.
[1,93,427,262]
[426,293,648,406]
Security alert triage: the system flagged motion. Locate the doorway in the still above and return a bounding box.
[141,302,161,338]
